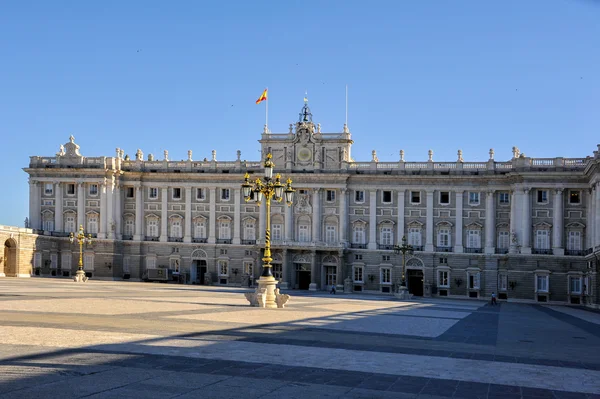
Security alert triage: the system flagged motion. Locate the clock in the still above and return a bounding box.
[297,148,312,162]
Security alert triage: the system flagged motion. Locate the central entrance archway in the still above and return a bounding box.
[292,254,311,290]
[3,239,17,277]
[406,257,424,296]
[191,249,208,285]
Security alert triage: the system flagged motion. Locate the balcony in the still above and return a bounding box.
[412,246,424,251]
[50,231,71,238]
[495,248,509,254]
[378,244,394,250]
[216,239,232,244]
[144,236,159,242]
[532,248,553,255]
[435,246,453,252]
[464,247,482,254]
[168,237,183,243]
[350,243,367,249]
[121,235,133,241]
[565,249,591,256]
[242,240,256,245]
[192,238,208,243]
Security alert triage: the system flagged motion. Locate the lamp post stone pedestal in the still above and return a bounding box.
[394,236,414,301]
[69,225,92,283]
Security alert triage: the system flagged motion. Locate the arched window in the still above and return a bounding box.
[146,215,159,238]
[64,212,76,233]
[243,218,256,241]
[169,215,183,238]
[218,217,231,240]
[86,212,99,234]
[352,220,366,245]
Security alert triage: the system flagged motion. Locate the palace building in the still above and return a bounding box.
[11,101,599,306]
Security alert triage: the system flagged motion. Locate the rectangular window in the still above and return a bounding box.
[61,253,71,271]
[126,187,134,198]
[170,219,182,238]
[147,219,159,237]
[382,255,390,262]
[299,225,310,242]
[535,230,550,249]
[194,221,206,238]
[244,261,253,276]
[219,222,231,239]
[499,192,510,205]
[326,190,336,202]
[467,230,481,248]
[569,191,580,204]
[380,226,393,245]
[220,249,228,255]
[173,188,182,199]
[411,191,421,204]
[439,191,450,205]
[437,228,451,247]
[149,187,158,199]
[124,220,134,236]
[439,257,447,265]
[499,273,508,291]
[244,221,256,240]
[273,264,282,280]
[468,192,480,205]
[380,268,391,284]
[89,184,98,195]
[67,184,75,195]
[382,191,392,203]
[468,272,480,289]
[439,271,449,287]
[146,257,156,269]
[498,231,510,249]
[221,189,230,200]
[218,260,229,276]
[65,216,76,233]
[325,225,337,243]
[83,254,94,271]
[569,276,582,294]
[537,190,548,203]
[353,266,364,283]
[43,220,54,231]
[408,228,421,246]
[353,225,365,244]
[355,190,365,203]
[196,188,205,200]
[272,224,283,241]
[536,275,549,292]
[355,254,363,260]
[567,231,581,251]
[34,252,42,268]
[44,183,54,195]
[87,216,98,234]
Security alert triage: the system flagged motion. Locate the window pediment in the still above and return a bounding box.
[242,216,257,223]
[466,222,483,229]
[566,222,585,229]
[378,219,395,226]
[322,255,338,264]
[217,215,232,221]
[169,214,183,220]
[352,219,367,226]
[145,213,160,219]
[534,222,552,229]
[436,221,453,227]
[496,222,509,228]
[41,209,54,216]
[193,215,207,221]
[407,220,424,227]
[122,212,135,218]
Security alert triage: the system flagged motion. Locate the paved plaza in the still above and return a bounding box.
[0,279,599,399]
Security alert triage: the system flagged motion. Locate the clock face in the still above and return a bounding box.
[297,148,312,162]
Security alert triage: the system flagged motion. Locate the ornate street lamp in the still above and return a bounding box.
[393,235,413,292]
[69,224,93,282]
[241,153,295,307]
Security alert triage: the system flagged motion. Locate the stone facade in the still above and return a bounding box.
[15,102,600,307]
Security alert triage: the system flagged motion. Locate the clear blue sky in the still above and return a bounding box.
[1,0,598,227]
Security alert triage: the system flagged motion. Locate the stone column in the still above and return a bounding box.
[397,190,405,244]
[29,180,41,230]
[184,187,192,243]
[280,249,289,289]
[509,189,518,253]
[312,188,321,242]
[233,188,241,244]
[77,182,85,230]
[208,188,216,244]
[425,189,434,252]
[368,190,377,249]
[106,179,115,239]
[485,190,495,254]
[98,181,107,239]
[159,187,168,242]
[309,251,317,291]
[339,188,348,244]
[588,187,595,249]
[521,188,532,254]
[595,182,600,248]
[336,249,344,291]
[285,199,293,241]
[114,184,122,239]
[134,185,143,241]
[455,190,464,253]
[55,182,63,232]
[553,189,564,255]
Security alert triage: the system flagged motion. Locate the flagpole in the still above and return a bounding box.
[266,87,269,132]
[345,84,348,126]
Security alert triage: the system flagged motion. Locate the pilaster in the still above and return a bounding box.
[284,199,293,240]
[106,178,115,239]
[595,183,600,248]
[280,248,289,289]
[485,189,495,254]
[397,189,405,245]
[368,190,377,250]
[339,188,348,244]
[184,187,192,243]
[98,180,107,239]
[77,182,85,231]
[312,188,321,242]
[552,188,564,255]
[233,188,241,245]
[159,187,168,242]
[521,188,532,254]
[425,189,434,252]
[454,190,464,253]
[309,251,317,291]
[134,185,143,241]
[208,187,216,244]
[55,182,63,232]
[114,183,122,240]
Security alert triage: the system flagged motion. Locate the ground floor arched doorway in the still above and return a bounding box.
[406,257,424,296]
[190,249,208,284]
[3,239,17,277]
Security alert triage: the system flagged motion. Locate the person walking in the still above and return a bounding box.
[491,292,497,305]
[330,284,336,294]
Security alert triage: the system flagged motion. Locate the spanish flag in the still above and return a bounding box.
[256,88,268,104]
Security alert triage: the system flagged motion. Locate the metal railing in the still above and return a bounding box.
[464,247,483,253]
[532,248,553,255]
[241,240,256,245]
[192,238,208,243]
[495,248,509,254]
[216,239,232,244]
[435,246,453,252]
[350,243,367,249]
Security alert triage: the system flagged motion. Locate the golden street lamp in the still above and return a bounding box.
[69,224,93,282]
[394,235,413,293]
[242,153,295,307]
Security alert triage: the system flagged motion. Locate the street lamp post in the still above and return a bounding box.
[242,153,295,308]
[69,224,93,282]
[393,235,413,299]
